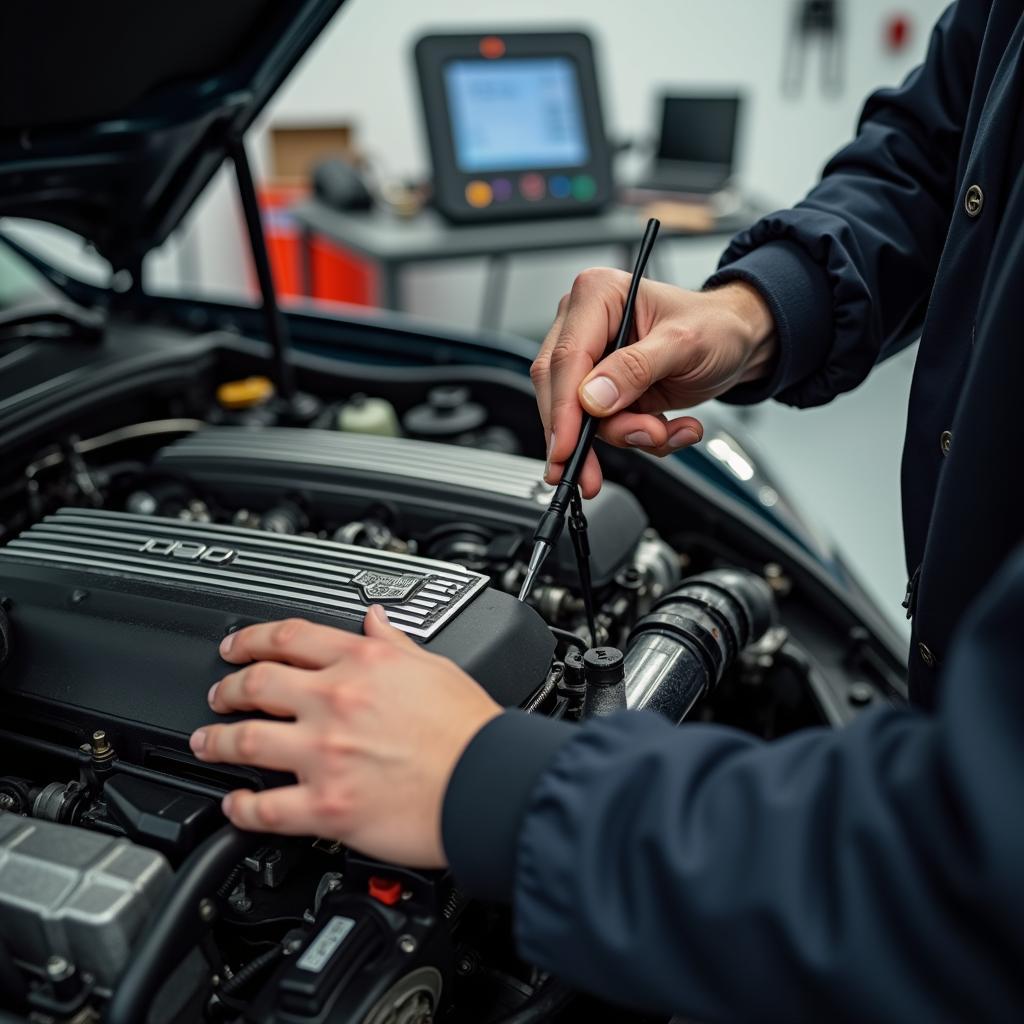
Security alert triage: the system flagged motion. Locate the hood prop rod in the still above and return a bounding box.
[228,135,317,424]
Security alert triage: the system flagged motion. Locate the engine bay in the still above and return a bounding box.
[0,336,906,1023]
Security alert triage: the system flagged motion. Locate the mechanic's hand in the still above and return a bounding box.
[189,609,501,867]
[532,271,777,496]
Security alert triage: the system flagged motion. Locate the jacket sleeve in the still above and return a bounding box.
[705,0,986,408]
[442,543,1024,1022]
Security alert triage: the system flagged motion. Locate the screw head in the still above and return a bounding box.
[46,955,71,978]
[397,934,417,954]
[848,682,875,707]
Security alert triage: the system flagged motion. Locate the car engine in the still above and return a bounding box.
[0,377,881,1024]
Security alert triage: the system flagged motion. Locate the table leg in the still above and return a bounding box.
[299,226,314,297]
[480,254,510,331]
[379,263,401,311]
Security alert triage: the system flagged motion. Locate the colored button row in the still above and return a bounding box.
[465,173,597,208]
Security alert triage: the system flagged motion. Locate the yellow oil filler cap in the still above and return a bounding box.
[216,376,275,410]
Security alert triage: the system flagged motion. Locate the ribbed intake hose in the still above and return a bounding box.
[625,568,776,723]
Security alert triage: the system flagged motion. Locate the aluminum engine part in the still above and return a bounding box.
[0,811,172,990]
[153,427,648,586]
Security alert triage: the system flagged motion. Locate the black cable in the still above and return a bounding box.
[219,945,285,999]
[548,626,588,653]
[106,825,265,1024]
[567,486,598,646]
[486,978,576,1023]
[216,864,243,900]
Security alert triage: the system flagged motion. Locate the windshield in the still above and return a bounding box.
[0,234,60,313]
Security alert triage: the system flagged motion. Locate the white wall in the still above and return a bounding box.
[150,0,946,333]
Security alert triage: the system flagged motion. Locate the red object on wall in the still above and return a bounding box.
[257,184,374,306]
[884,14,912,52]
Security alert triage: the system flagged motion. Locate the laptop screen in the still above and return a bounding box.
[656,95,741,168]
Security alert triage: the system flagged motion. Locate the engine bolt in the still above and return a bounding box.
[764,563,792,597]
[230,894,253,914]
[397,934,417,954]
[90,730,115,766]
[46,955,70,978]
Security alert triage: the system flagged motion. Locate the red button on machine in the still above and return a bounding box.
[368,876,403,906]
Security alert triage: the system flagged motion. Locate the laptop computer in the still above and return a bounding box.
[637,93,742,195]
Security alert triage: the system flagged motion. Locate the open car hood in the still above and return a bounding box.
[0,1,344,272]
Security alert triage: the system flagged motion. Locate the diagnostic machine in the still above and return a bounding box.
[415,32,613,223]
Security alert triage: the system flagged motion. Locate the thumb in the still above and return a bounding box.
[364,604,417,648]
[578,336,667,416]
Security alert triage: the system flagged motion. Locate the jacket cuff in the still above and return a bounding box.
[705,240,833,405]
[442,710,577,902]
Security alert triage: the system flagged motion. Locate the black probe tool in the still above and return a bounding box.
[518,217,661,606]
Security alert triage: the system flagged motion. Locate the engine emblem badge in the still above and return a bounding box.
[352,570,423,602]
[139,537,237,564]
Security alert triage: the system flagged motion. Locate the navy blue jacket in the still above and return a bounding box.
[442,3,1024,1020]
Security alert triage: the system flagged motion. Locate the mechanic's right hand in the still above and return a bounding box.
[531,270,777,497]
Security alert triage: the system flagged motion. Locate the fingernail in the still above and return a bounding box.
[581,376,619,411]
[370,604,389,624]
[624,430,654,448]
[220,632,234,655]
[221,793,234,816]
[670,427,702,449]
[190,729,207,753]
[547,432,556,458]
[207,682,219,706]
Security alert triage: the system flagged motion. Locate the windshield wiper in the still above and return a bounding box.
[0,302,105,344]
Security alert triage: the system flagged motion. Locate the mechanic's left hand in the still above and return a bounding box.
[189,608,501,867]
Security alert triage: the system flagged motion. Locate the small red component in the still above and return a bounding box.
[368,876,403,906]
[885,15,911,52]
[480,35,505,59]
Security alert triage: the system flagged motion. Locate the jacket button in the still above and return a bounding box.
[940,430,952,455]
[918,642,936,668]
[964,184,984,217]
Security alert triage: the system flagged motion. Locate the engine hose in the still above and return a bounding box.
[486,978,576,1024]
[106,825,265,1024]
[0,938,26,1013]
[625,568,776,723]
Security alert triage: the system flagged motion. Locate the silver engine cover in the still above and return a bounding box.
[0,811,171,990]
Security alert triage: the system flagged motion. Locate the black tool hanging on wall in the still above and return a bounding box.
[782,0,844,98]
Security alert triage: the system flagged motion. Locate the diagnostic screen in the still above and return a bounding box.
[444,57,589,173]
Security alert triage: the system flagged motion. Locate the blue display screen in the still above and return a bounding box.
[444,57,589,173]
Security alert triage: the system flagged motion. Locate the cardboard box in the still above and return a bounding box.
[265,122,359,186]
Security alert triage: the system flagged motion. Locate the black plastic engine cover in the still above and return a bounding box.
[153,427,648,587]
[0,509,553,769]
